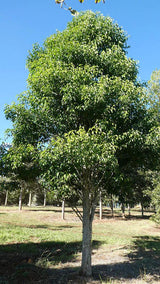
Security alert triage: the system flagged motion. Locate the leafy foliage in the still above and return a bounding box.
[41,127,117,204]
[5,144,40,182]
[147,69,160,122]
[5,12,137,144]
[0,144,7,176]
[151,182,160,224]
[147,69,160,223]
[5,10,160,214]
[5,12,160,276]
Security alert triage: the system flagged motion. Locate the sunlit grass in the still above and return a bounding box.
[0,207,82,245]
[93,218,157,247]
[0,205,158,247]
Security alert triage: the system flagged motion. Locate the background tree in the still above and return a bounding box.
[5,144,40,210]
[0,144,12,206]
[151,175,160,224]
[147,70,160,223]
[0,143,7,176]
[148,70,160,100]
[5,12,160,276]
[0,176,19,206]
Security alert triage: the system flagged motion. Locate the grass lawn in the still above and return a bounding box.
[0,206,159,283]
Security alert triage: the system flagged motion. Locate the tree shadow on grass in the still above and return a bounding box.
[91,235,160,283]
[0,236,160,283]
[127,235,160,276]
[8,224,76,231]
[125,215,152,220]
[29,208,73,213]
[94,208,153,220]
[53,235,160,283]
[0,240,101,283]
[68,235,160,283]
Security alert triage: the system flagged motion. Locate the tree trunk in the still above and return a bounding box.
[44,189,46,207]
[62,200,65,220]
[32,193,37,206]
[110,195,114,217]
[99,191,102,220]
[121,203,125,219]
[4,190,8,206]
[81,188,92,277]
[19,189,23,211]
[128,204,131,217]
[141,202,144,217]
[28,191,32,207]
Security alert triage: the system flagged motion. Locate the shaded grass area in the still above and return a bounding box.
[0,206,159,283]
[0,240,82,283]
[0,237,160,283]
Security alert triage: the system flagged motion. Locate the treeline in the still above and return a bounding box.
[0,165,158,220]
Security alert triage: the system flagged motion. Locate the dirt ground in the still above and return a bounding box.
[0,207,160,284]
[48,244,160,284]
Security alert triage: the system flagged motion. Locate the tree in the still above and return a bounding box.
[151,176,160,224]
[147,70,160,223]
[5,144,40,210]
[148,70,160,99]
[5,12,159,276]
[0,144,10,205]
[147,69,160,126]
[0,143,7,176]
[0,143,20,206]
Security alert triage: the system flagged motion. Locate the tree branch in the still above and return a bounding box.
[72,206,83,222]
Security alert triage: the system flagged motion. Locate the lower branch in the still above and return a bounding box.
[72,206,83,222]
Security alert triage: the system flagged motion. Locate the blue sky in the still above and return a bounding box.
[1,0,160,142]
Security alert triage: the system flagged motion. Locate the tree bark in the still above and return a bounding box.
[141,202,144,217]
[81,188,92,277]
[44,189,46,207]
[62,200,65,220]
[19,188,23,211]
[99,191,102,220]
[121,203,125,219]
[110,195,114,217]
[128,204,131,217]
[4,190,8,206]
[28,191,32,207]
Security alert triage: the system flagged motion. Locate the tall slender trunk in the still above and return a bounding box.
[121,203,125,219]
[128,204,131,217]
[81,188,92,277]
[99,191,102,220]
[110,195,114,217]
[141,202,144,217]
[28,191,32,207]
[4,190,8,206]
[44,189,46,207]
[19,188,23,211]
[62,200,65,220]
